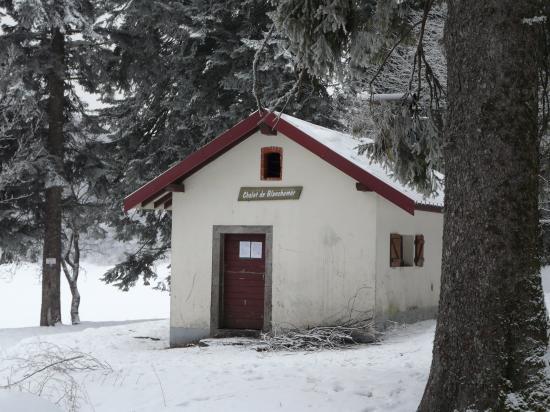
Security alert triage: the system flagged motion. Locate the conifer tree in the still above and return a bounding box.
[542,133,550,264]
[99,0,337,290]
[274,0,550,409]
[0,0,110,325]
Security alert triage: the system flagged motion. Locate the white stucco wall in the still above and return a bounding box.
[374,197,443,324]
[170,130,378,334]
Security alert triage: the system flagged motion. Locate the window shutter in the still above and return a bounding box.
[414,234,425,267]
[390,234,402,267]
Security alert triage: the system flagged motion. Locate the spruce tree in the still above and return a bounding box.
[0,0,110,325]
[274,0,550,409]
[99,0,337,290]
[0,38,44,264]
[542,133,550,264]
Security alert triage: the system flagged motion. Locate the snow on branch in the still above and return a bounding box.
[522,16,547,25]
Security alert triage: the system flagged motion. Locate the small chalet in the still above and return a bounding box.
[124,111,444,347]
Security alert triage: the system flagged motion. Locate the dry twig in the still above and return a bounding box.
[0,342,112,412]
[259,318,375,351]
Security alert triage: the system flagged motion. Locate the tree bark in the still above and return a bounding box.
[62,230,81,325]
[419,1,549,411]
[40,27,65,327]
[69,283,81,325]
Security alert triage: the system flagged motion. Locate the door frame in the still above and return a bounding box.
[210,225,273,336]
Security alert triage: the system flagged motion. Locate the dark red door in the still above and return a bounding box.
[222,234,265,330]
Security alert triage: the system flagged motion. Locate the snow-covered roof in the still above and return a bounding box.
[123,110,443,214]
[280,113,444,207]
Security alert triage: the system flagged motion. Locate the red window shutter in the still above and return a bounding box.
[415,234,425,267]
[390,234,402,267]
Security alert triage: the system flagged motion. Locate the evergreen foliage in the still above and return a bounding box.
[349,6,446,194]
[542,132,550,264]
[0,0,110,253]
[0,42,44,262]
[275,1,550,409]
[0,0,112,323]
[99,0,337,290]
[274,0,446,194]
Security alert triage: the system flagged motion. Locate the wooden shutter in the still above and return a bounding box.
[414,234,425,267]
[390,234,402,267]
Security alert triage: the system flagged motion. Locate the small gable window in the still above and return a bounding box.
[261,147,282,180]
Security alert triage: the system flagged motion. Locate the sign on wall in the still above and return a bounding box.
[238,186,303,201]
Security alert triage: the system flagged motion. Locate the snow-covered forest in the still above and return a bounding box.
[1,0,550,411]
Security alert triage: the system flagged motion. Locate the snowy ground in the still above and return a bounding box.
[0,261,169,328]
[0,320,435,412]
[0,265,548,411]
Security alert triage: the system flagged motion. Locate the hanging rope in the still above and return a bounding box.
[252,23,276,114]
[252,2,303,115]
[271,68,305,128]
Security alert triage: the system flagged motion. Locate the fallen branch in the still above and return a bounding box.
[0,355,84,388]
[0,342,112,411]
[259,319,375,351]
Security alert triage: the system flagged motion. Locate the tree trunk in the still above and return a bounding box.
[69,283,81,325]
[40,27,65,327]
[69,230,80,325]
[418,1,549,411]
[62,229,81,325]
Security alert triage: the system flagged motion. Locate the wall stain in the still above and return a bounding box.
[185,272,198,302]
[323,227,342,247]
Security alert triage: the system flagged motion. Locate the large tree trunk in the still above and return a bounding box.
[418,1,549,411]
[40,27,65,327]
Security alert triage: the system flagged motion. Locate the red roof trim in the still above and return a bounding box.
[261,113,416,214]
[124,110,418,215]
[123,111,263,212]
[415,203,443,213]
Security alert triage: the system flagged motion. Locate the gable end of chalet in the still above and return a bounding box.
[123,111,443,215]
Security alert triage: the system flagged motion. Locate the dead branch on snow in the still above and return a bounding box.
[0,342,112,412]
[259,318,376,352]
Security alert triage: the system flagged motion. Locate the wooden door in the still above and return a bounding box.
[222,234,266,330]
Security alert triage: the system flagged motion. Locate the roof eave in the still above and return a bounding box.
[124,110,427,216]
[263,113,417,215]
[123,111,264,212]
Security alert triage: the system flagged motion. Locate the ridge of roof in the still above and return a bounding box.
[278,113,444,208]
[123,110,444,214]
